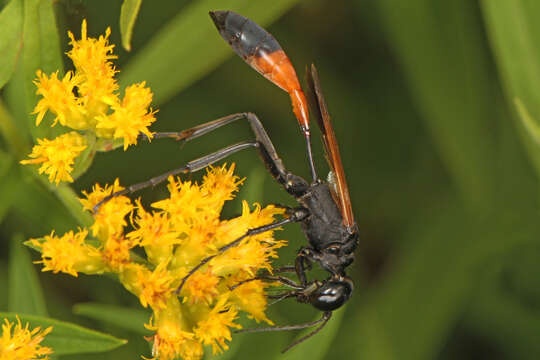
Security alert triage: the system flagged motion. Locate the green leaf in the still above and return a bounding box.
[0,98,30,155]
[352,200,539,360]
[119,0,142,51]
[0,313,127,355]
[119,0,301,105]
[481,0,540,178]
[0,150,19,222]
[8,234,48,316]
[73,302,151,335]
[21,0,64,140]
[376,0,500,213]
[466,283,540,360]
[514,98,540,175]
[515,98,540,145]
[0,0,23,89]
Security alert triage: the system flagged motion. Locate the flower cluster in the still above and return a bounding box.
[20,20,156,184]
[0,316,53,360]
[29,164,286,360]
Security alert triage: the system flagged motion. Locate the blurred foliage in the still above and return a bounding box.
[1,0,540,359]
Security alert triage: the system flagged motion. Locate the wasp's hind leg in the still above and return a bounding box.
[93,112,309,212]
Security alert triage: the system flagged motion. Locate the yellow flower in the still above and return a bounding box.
[0,316,53,360]
[228,275,274,324]
[152,178,209,229]
[79,178,124,211]
[33,70,86,128]
[205,202,286,278]
[146,298,202,360]
[120,262,175,311]
[214,202,286,249]
[211,238,274,277]
[20,132,87,184]
[101,234,133,271]
[153,164,243,230]
[95,83,156,149]
[30,164,286,360]
[67,19,118,113]
[23,19,158,185]
[30,229,104,277]
[182,268,220,305]
[201,163,245,209]
[193,295,241,355]
[128,203,181,265]
[79,179,133,241]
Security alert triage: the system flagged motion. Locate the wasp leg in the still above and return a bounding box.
[234,310,332,353]
[295,248,316,286]
[229,274,303,291]
[273,265,297,273]
[176,209,306,295]
[149,112,311,194]
[138,113,254,143]
[93,141,259,212]
[227,263,301,292]
[280,312,332,353]
[93,112,310,213]
[235,311,331,334]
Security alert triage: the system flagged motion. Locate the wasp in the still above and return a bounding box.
[95,10,358,351]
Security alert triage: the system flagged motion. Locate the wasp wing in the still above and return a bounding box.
[305,64,355,231]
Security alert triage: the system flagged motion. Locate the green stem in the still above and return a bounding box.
[25,166,94,228]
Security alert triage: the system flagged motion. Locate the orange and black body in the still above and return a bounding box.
[210,11,358,346]
[210,10,310,134]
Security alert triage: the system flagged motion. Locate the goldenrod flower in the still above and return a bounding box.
[228,275,274,324]
[79,179,133,240]
[20,132,87,184]
[33,70,86,128]
[101,234,134,271]
[182,269,220,305]
[146,298,202,360]
[128,203,181,265]
[0,316,53,360]
[22,20,156,185]
[30,229,104,277]
[95,83,156,150]
[120,262,176,310]
[67,21,118,112]
[193,295,241,355]
[79,178,125,211]
[30,164,286,360]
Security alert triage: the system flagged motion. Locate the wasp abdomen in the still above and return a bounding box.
[210,10,310,131]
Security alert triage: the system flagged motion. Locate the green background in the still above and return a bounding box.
[1,0,540,359]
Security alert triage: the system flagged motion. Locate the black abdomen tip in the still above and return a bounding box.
[209,10,281,60]
[209,10,229,30]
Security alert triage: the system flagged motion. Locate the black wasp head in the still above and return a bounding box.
[309,276,353,312]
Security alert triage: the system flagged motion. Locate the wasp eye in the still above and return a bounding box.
[326,245,340,255]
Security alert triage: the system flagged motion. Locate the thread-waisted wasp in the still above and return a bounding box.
[95,10,358,351]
